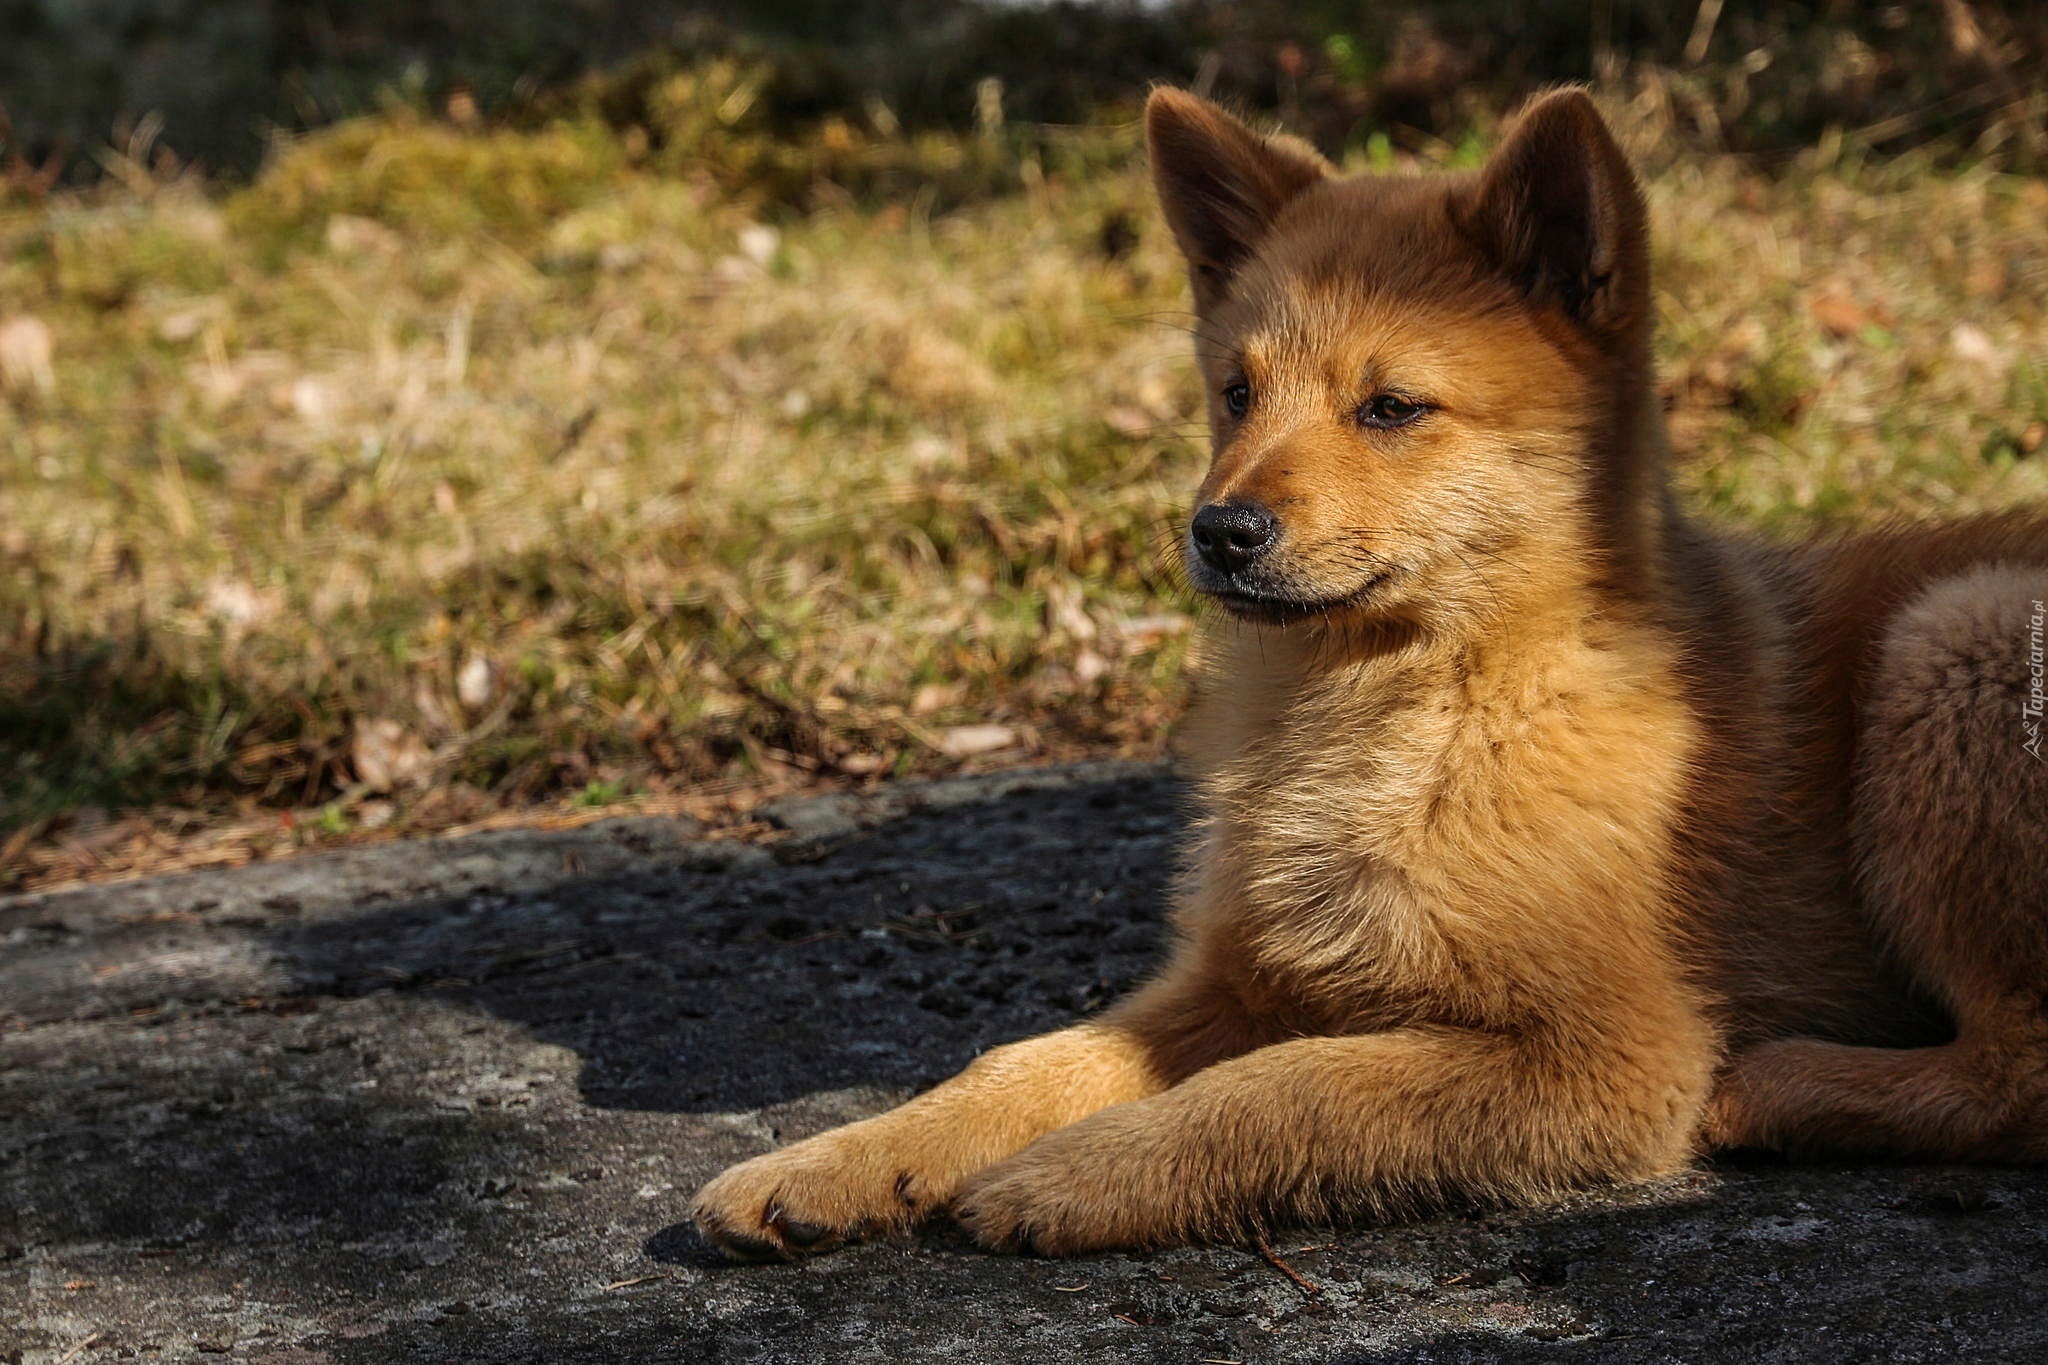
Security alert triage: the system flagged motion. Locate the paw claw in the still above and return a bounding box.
[779,1218,832,1248]
[706,1223,789,1262]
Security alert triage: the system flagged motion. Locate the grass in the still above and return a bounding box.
[2,57,2045,891]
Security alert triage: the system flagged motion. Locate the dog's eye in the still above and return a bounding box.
[1359,394,1427,429]
[1221,381,1252,419]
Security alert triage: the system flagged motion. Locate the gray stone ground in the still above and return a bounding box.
[4,761,2045,1364]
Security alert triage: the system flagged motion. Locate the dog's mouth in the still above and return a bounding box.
[1203,573,1394,624]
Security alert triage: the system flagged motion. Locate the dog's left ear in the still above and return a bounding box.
[1467,89,1649,341]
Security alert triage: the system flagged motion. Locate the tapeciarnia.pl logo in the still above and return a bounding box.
[2025,599,2045,762]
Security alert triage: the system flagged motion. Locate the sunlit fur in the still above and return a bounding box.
[692,87,2048,1260]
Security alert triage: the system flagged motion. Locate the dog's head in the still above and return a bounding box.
[1147,87,1657,632]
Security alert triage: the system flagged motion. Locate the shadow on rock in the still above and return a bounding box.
[262,765,1189,1116]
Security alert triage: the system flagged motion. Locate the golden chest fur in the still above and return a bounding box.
[1181,601,1702,1037]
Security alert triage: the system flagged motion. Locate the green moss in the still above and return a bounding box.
[226,114,628,250]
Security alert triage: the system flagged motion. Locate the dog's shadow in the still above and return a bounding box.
[260,766,1188,1259]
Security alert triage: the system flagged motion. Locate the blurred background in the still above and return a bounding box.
[1,0,2044,890]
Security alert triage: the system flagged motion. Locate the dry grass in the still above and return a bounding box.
[2,67,2045,891]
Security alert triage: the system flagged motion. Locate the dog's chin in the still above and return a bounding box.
[1201,574,1391,625]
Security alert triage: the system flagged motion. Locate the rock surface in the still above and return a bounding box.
[3,761,2044,1363]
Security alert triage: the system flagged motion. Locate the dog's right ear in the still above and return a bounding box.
[1467,89,1650,343]
[1146,88,1329,312]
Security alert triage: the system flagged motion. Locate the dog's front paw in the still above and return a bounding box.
[952,1116,1188,1256]
[692,1120,951,1261]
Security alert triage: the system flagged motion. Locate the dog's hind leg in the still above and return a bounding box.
[1709,565,2048,1160]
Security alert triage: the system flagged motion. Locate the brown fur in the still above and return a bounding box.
[692,87,2048,1259]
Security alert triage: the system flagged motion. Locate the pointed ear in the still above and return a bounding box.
[1146,87,1330,312]
[1467,89,1650,340]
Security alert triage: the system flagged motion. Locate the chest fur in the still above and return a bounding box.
[1180,621,1698,1029]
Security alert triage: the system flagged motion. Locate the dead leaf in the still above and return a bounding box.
[0,315,56,394]
[351,719,431,793]
[288,375,339,426]
[911,682,962,716]
[61,815,144,858]
[1948,322,2002,370]
[325,214,402,256]
[736,224,780,268]
[157,301,222,343]
[1112,612,1192,650]
[1103,405,1154,437]
[1044,583,1097,641]
[456,655,499,712]
[204,578,282,629]
[1965,257,2010,299]
[938,723,1018,757]
[1807,286,1890,339]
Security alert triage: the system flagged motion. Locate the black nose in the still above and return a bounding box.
[1190,502,1279,574]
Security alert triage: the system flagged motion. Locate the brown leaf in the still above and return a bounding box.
[1807,286,1890,339]
[1965,257,2010,299]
